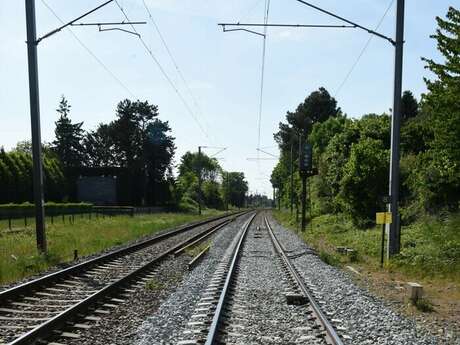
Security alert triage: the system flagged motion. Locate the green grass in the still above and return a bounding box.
[0,210,221,285]
[272,210,460,282]
[185,240,211,258]
[145,278,165,291]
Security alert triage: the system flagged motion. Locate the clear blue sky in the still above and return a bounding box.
[0,0,451,196]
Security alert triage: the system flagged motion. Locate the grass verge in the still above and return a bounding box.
[0,210,222,285]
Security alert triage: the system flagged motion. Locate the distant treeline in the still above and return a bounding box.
[1,98,249,210]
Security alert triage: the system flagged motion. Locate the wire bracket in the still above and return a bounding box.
[71,21,147,38]
[221,24,265,37]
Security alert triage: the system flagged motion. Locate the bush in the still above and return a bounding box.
[414,298,435,313]
[178,195,198,213]
[392,213,460,277]
[319,250,340,266]
[0,202,93,219]
[338,138,389,227]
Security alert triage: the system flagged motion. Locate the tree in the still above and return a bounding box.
[417,6,460,211]
[274,87,340,156]
[108,99,175,205]
[177,151,226,210]
[338,138,389,226]
[401,90,419,121]
[0,146,65,203]
[222,172,249,208]
[110,99,159,168]
[83,124,118,168]
[272,87,341,208]
[52,96,85,168]
[144,119,176,206]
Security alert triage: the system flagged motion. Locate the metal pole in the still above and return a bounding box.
[226,172,229,212]
[290,141,294,215]
[301,173,307,232]
[277,188,281,210]
[380,224,386,268]
[25,0,47,253]
[388,0,405,256]
[198,146,202,215]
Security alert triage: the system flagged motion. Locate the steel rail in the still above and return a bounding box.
[0,212,243,304]
[264,216,344,345]
[8,212,251,345]
[173,220,231,256]
[204,212,257,345]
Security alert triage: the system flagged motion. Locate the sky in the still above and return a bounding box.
[0,0,452,196]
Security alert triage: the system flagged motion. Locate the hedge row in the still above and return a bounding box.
[0,202,93,219]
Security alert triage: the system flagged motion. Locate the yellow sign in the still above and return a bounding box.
[376,212,392,225]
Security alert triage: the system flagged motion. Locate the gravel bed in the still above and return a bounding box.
[218,213,326,345]
[0,217,231,343]
[62,255,191,345]
[135,213,254,345]
[267,213,457,345]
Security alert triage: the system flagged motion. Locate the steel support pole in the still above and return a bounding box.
[226,172,229,212]
[290,142,294,215]
[25,0,47,253]
[301,173,307,232]
[198,146,202,215]
[388,0,405,256]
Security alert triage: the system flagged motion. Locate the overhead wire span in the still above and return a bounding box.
[113,0,209,138]
[141,0,205,123]
[40,0,136,98]
[257,0,271,152]
[334,0,395,97]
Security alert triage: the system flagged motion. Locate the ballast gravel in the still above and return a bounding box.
[218,214,326,345]
[266,213,456,345]
[135,213,254,345]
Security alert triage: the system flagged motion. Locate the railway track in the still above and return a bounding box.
[0,212,246,345]
[179,212,346,345]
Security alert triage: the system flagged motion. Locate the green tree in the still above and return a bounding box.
[110,99,158,168]
[52,96,85,168]
[338,138,389,226]
[417,6,460,211]
[274,87,340,156]
[177,151,223,210]
[222,172,249,208]
[107,99,175,205]
[83,124,118,167]
[401,90,419,121]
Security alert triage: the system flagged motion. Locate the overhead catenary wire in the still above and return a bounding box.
[40,0,136,98]
[334,0,395,97]
[113,0,209,138]
[256,0,270,151]
[141,0,205,121]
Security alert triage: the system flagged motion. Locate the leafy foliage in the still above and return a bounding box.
[338,138,389,226]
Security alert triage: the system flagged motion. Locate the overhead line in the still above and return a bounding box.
[257,0,271,151]
[334,0,395,97]
[113,0,209,138]
[40,0,136,98]
[141,0,205,121]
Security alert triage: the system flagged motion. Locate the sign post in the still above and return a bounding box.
[376,212,392,267]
